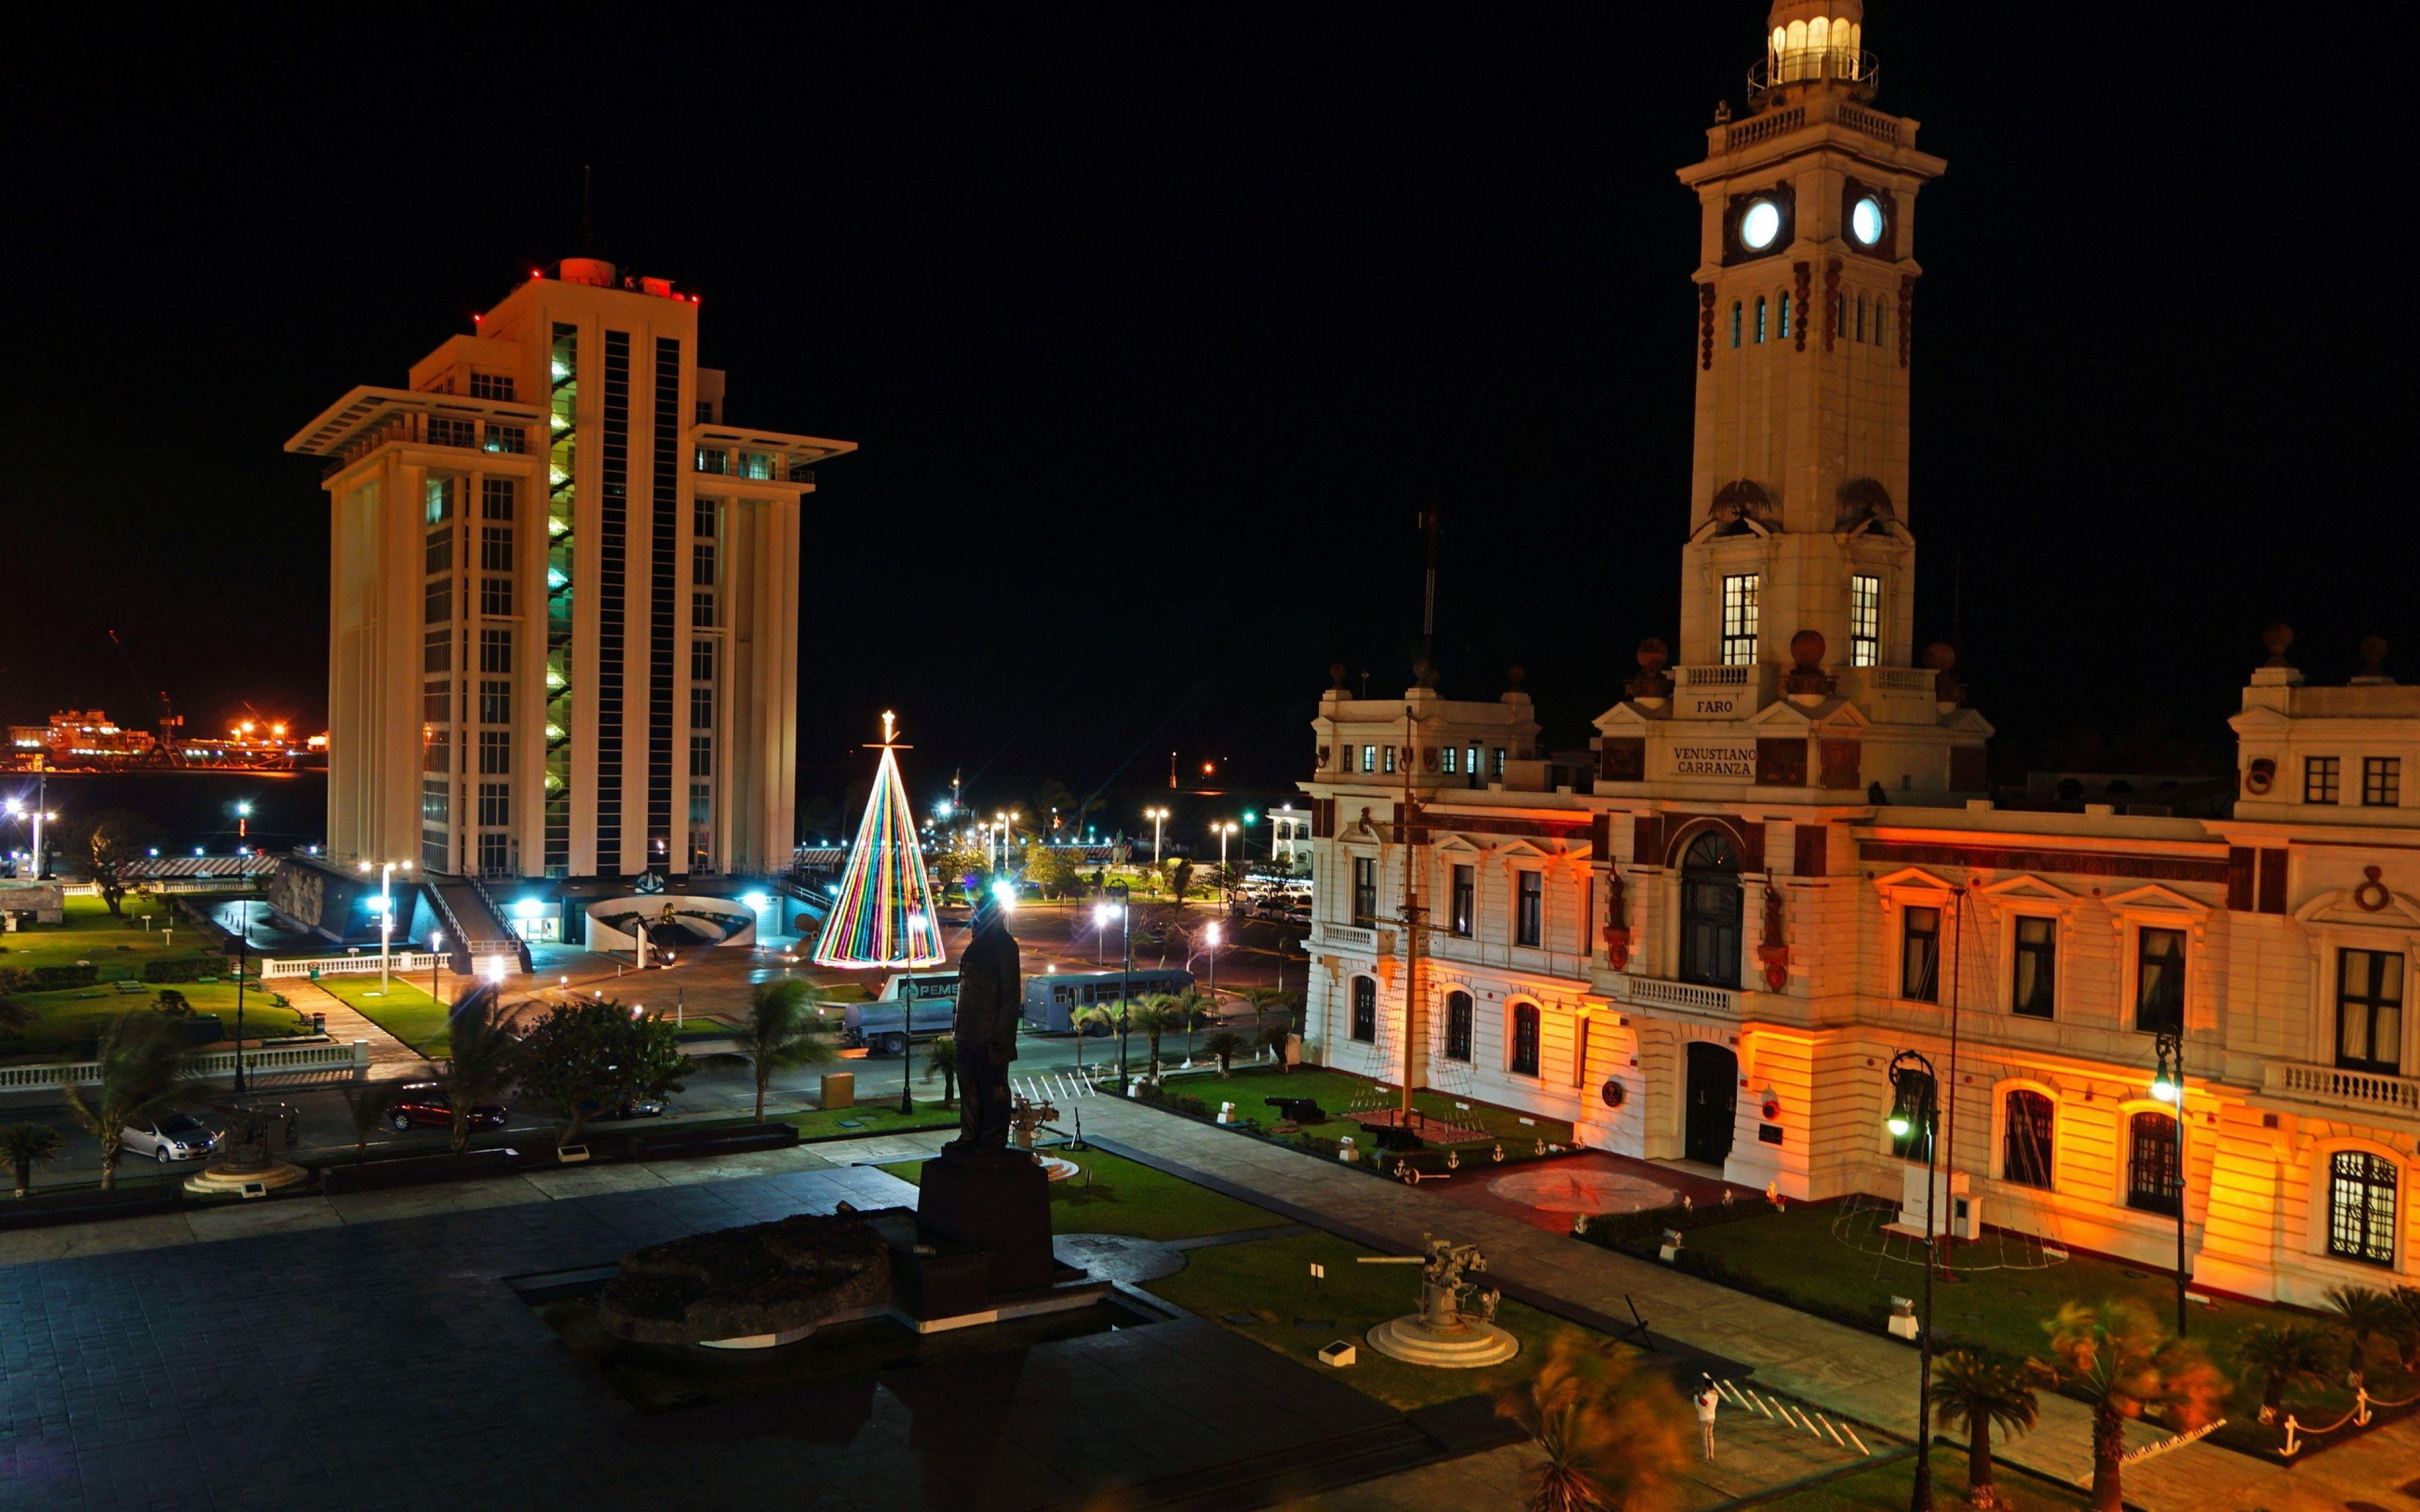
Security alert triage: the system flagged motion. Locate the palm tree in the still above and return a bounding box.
[429,985,522,1155]
[1132,995,1192,1076]
[739,977,839,1121]
[2392,1286,2420,1374]
[2043,1299,2227,1512]
[339,1081,400,1164]
[2325,1284,2403,1387]
[1201,1029,1245,1076]
[59,1012,188,1190]
[923,1034,959,1108]
[1069,1005,1114,1075]
[1,1122,65,1199]
[2235,1323,2335,1423]
[1160,989,1212,1060]
[1495,1331,1689,1511]
[1932,1350,2042,1508]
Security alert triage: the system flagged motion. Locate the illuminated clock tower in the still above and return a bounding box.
[1675,0,1944,679]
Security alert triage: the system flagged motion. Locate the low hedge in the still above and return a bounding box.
[143,958,218,983]
[28,964,99,990]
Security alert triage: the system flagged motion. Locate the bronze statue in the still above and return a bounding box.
[950,899,1022,1150]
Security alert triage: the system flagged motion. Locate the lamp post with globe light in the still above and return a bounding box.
[357,860,413,996]
[1144,807,1170,868]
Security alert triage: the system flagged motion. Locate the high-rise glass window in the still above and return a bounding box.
[2328,1151,2399,1266]
[470,372,516,401]
[1451,864,1475,936]
[1901,905,1940,1002]
[424,576,451,624]
[2337,948,2404,1074]
[2012,915,2056,1018]
[421,725,449,774]
[476,832,510,876]
[690,639,716,682]
[2135,927,2186,1034]
[1850,575,1881,667]
[478,730,510,775]
[2306,756,2341,804]
[692,540,717,587]
[481,425,527,454]
[1514,870,1543,948]
[480,575,513,617]
[479,629,513,675]
[2363,757,2402,807]
[1720,574,1760,665]
[480,525,513,572]
[689,734,713,778]
[424,629,451,673]
[691,591,717,629]
[425,477,454,526]
[477,782,510,826]
[690,685,714,729]
[482,478,515,519]
[480,680,510,725]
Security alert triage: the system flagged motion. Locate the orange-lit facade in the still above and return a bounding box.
[1298,3,2416,1306]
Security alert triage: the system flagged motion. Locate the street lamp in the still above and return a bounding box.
[1201,922,1222,1055]
[1093,898,1117,966]
[357,859,414,996]
[235,800,251,843]
[230,903,251,1095]
[1885,1049,1942,1512]
[1109,881,1134,1092]
[430,928,445,1006]
[2152,1029,2191,1337]
[1211,820,1238,898]
[1144,807,1170,868]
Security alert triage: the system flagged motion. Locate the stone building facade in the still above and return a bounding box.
[1297,2,2414,1307]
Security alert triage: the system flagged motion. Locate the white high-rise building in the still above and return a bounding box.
[290,258,852,883]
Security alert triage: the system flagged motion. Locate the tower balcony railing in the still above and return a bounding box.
[1747,49,1879,103]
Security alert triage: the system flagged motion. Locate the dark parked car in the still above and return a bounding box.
[388,1083,507,1133]
[584,1097,666,1123]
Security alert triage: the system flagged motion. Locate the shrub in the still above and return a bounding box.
[142,958,212,983]
[30,965,99,990]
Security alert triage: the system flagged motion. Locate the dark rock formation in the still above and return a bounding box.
[597,1210,892,1344]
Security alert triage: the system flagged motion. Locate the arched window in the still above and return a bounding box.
[1889,1067,1934,1159]
[2328,1151,2398,1266]
[1444,990,1474,1062]
[1777,289,1791,341]
[1509,1002,1541,1077]
[1678,830,1744,988]
[1754,295,1767,343]
[2002,1090,2054,1189]
[1350,976,1376,1043]
[1731,301,1743,348]
[2125,1111,2181,1215]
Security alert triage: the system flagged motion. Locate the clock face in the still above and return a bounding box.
[1851,196,1885,247]
[1740,200,1782,251]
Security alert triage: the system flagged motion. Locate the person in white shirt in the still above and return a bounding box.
[1695,1379,1720,1461]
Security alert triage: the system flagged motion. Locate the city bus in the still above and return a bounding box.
[1020,968,1195,1033]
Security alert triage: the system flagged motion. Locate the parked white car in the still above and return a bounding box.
[121,1114,217,1163]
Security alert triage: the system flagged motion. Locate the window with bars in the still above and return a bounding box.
[1850,575,1881,667]
[1444,990,1473,1062]
[2337,948,2404,1074]
[478,730,510,775]
[480,680,510,724]
[2306,756,2341,804]
[1889,1069,1933,1159]
[479,628,512,674]
[1509,1004,1541,1076]
[2126,1110,2182,1215]
[1515,870,1543,948]
[1901,905,1940,1002]
[1721,574,1760,665]
[2002,1089,2053,1189]
[2363,757,2401,807]
[1350,976,1376,1042]
[2135,927,2186,1034]
[2327,1151,2399,1266]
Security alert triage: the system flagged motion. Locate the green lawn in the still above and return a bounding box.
[878,1147,1289,1241]
[1756,1450,2087,1512]
[314,976,454,1055]
[0,892,211,974]
[1608,1200,2415,1457]
[1146,1227,1630,1412]
[1149,1065,1577,1155]
[1,980,312,1060]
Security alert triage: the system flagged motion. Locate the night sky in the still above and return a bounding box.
[3,8,2404,825]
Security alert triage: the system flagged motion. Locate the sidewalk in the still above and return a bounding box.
[282,978,432,1073]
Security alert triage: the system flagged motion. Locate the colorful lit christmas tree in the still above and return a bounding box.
[812,711,947,969]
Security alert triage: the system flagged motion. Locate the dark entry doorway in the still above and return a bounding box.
[1684,1041,1739,1167]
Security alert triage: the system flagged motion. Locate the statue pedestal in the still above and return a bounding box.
[1364,1313,1521,1368]
[183,1161,308,1198]
[916,1142,1057,1298]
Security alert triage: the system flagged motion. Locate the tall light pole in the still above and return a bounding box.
[235,799,251,844]
[430,928,445,1006]
[1202,922,1221,1051]
[1110,881,1133,1092]
[357,859,413,996]
[1144,807,1170,868]
[231,907,250,1096]
[1093,898,1115,966]
[1211,820,1238,901]
[1886,1050,1942,1512]
[2152,1030,2190,1337]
